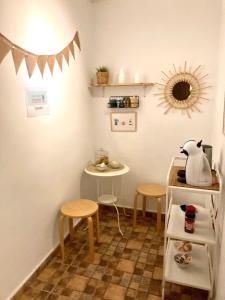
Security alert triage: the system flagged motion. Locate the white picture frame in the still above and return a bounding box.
[25,88,49,118]
[110,112,137,132]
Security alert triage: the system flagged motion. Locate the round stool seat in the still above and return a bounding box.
[61,199,98,218]
[137,183,166,197]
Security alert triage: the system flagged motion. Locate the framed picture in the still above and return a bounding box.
[25,88,49,118]
[110,112,137,132]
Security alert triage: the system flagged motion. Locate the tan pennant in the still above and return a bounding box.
[62,47,69,65]
[47,55,56,75]
[0,30,81,76]
[74,31,81,50]
[25,55,37,78]
[0,37,11,63]
[69,41,75,59]
[37,55,48,77]
[11,47,25,74]
[56,52,63,71]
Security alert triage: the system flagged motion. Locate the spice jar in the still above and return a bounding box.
[184,205,196,233]
[123,97,131,108]
[130,96,139,108]
[184,213,195,233]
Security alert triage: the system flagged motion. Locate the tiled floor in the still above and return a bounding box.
[14,207,208,300]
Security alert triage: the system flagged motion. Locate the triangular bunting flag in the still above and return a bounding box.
[37,55,48,77]
[69,41,75,59]
[25,55,37,78]
[56,52,63,71]
[62,47,70,66]
[47,55,56,75]
[0,30,81,75]
[74,31,81,50]
[11,47,25,74]
[0,37,11,63]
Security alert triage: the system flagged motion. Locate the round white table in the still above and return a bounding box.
[84,164,130,235]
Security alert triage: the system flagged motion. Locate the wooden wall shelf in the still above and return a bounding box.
[90,82,154,87]
[89,82,154,97]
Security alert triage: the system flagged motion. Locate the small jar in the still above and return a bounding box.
[95,148,109,165]
[123,97,130,108]
[130,96,139,108]
[184,217,195,233]
[184,212,195,233]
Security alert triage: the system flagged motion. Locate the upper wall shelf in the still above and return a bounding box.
[89,82,154,97]
[90,83,154,87]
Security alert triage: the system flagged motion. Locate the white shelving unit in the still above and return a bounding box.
[163,157,222,300]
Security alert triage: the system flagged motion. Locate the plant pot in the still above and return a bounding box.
[96,71,109,84]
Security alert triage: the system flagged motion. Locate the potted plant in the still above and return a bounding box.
[96,66,109,85]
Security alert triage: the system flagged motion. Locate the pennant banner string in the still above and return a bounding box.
[0,31,81,77]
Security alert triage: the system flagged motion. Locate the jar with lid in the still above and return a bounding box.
[184,205,196,233]
[184,213,195,233]
[95,148,109,165]
[130,96,139,108]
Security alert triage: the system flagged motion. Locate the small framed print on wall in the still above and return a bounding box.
[110,112,137,132]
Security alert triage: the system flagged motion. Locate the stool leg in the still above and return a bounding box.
[69,218,73,240]
[142,196,146,217]
[156,197,161,233]
[87,216,94,261]
[133,192,138,228]
[96,209,100,242]
[59,214,65,260]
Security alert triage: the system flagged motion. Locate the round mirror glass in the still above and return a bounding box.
[172,81,191,101]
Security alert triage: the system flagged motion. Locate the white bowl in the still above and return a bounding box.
[96,163,107,172]
[109,160,121,169]
[174,253,192,267]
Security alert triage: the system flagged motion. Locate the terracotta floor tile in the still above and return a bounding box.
[153,267,163,280]
[126,288,137,298]
[47,294,58,300]
[117,258,135,273]
[126,240,143,250]
[181,295,192,300]
[158,246,164,256]
[37,267,56,282]
[147,295,162,300]
[133,225,148,233]
[67,275,89,292]
[100,234,114,244]
[120,272,132,287]
[103,283,126,300]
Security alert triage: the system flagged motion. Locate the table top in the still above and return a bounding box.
[84,164,130,177]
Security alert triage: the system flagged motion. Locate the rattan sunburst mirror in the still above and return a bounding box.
[156,62,210,118]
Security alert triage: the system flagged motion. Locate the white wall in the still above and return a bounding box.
[0,1,224,299]
[212,1,225,299]
[0,1,93,299]
[90,0,221,209]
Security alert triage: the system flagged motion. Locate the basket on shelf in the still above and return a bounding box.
[96,66,109,84]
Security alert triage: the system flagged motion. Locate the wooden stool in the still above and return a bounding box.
[133,183,166,233]
[59,199,100,261]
